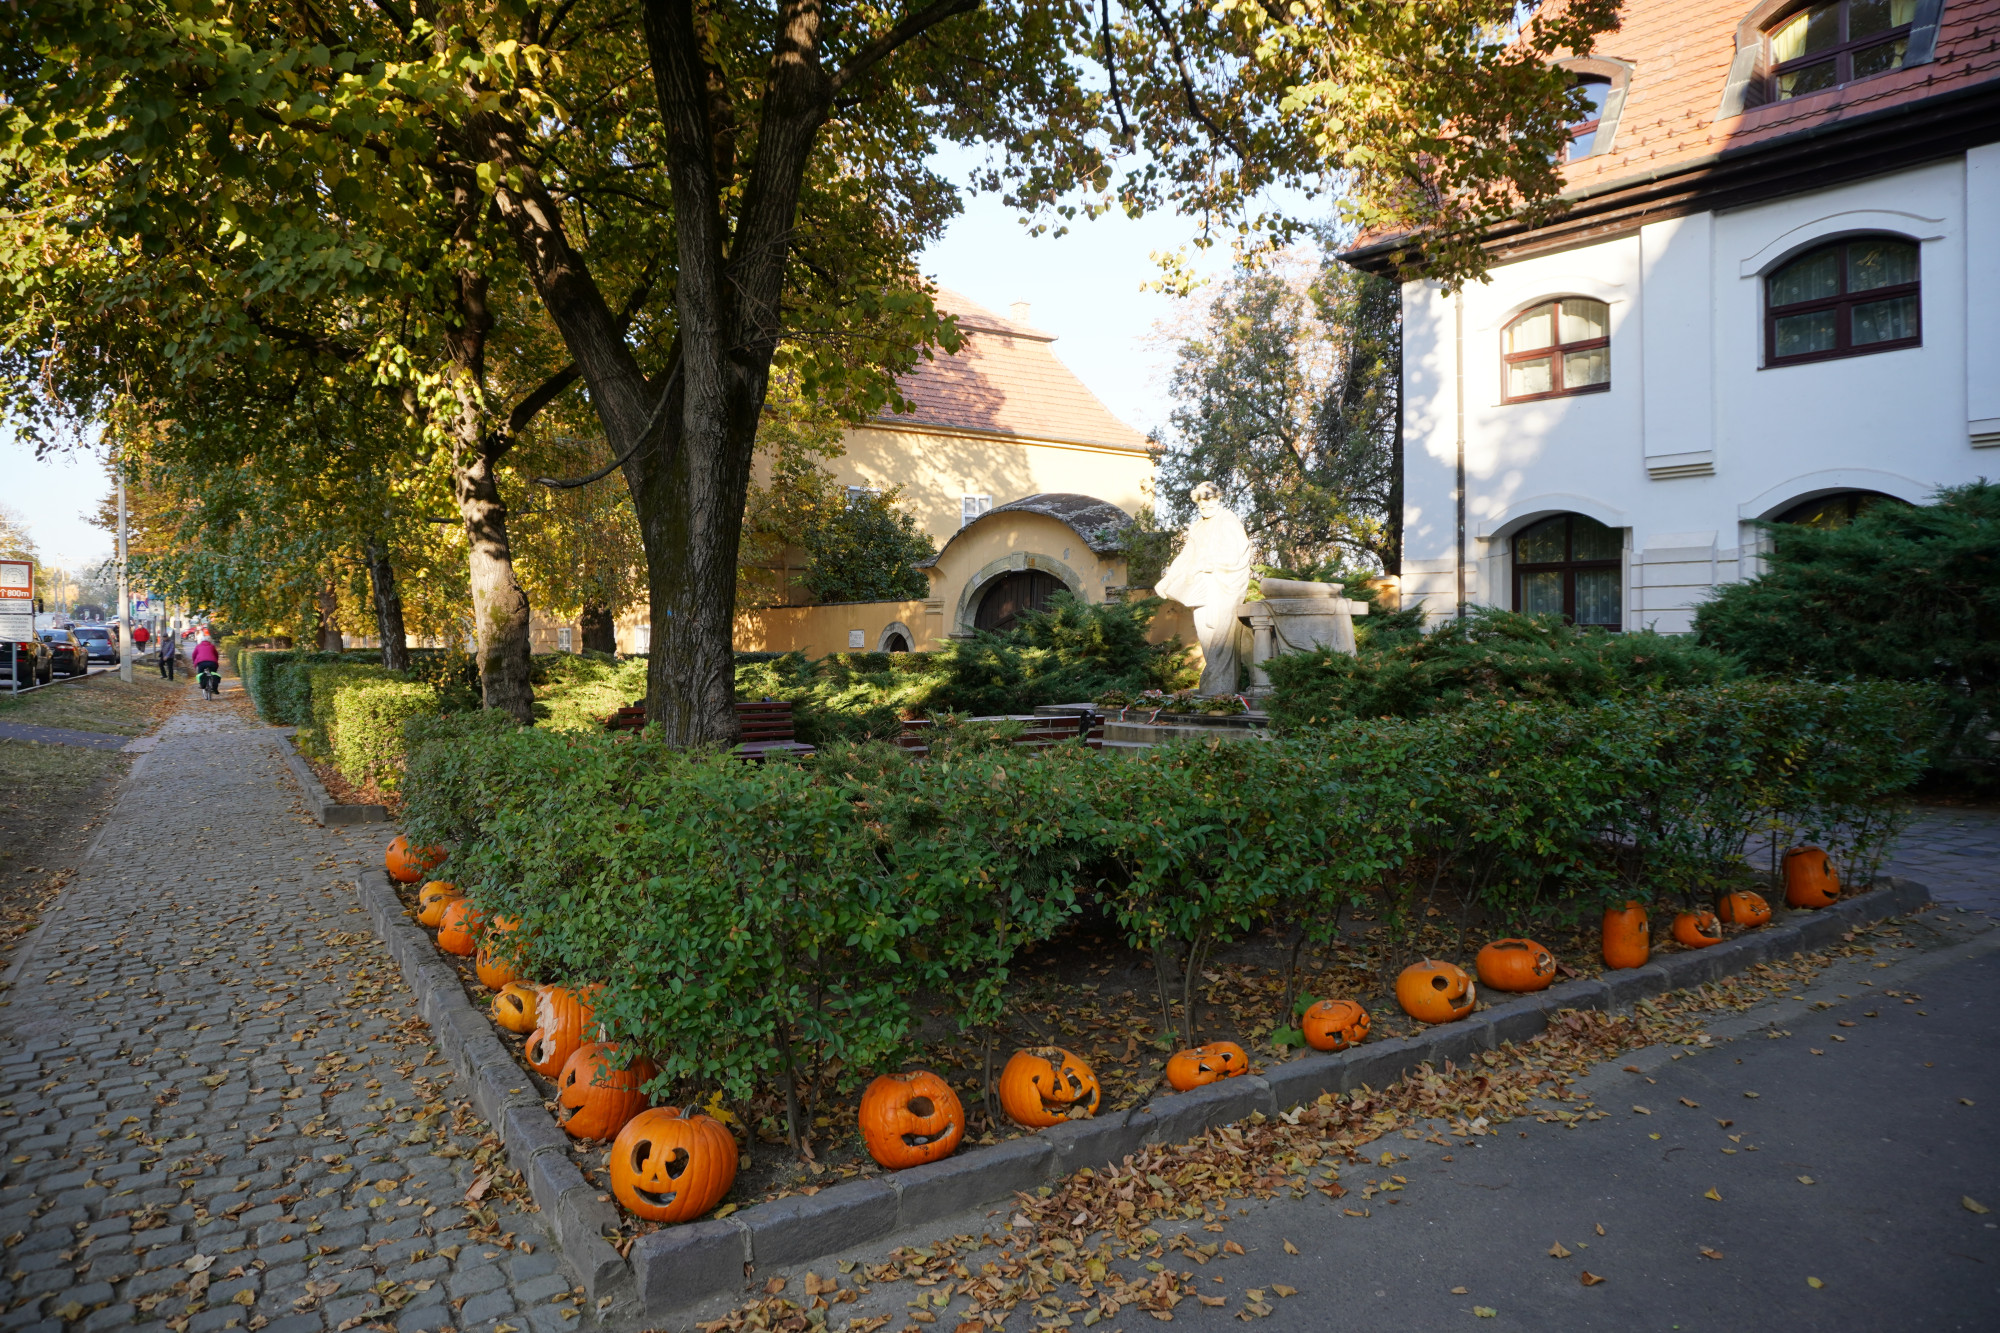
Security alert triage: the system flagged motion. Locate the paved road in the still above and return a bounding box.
[1887,805,2000,919]
[0,697,569,1333]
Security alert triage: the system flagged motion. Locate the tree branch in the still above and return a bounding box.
[504,365,582,439]
[831,0,984,94]
[532,359,681,488]
[1139,0,1243,158]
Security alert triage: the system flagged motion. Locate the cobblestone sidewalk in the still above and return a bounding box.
[0,697,577,1333]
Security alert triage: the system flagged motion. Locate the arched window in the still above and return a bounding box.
[1766,235,1919,365]
[1502,298,1610,402]
[1568,76,1614,160]
[1773,489,1905,528]
[1512,514,1623,627]
[1769,0,1915,101]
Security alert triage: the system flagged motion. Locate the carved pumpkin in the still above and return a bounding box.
[1164,1042,1250,1092]
[474,915,524,989]
[385,835,445,884]
[491,982,539,1034]
[1784,846,1841,908]
[1395,960,1477,1024]
[859,1071,965,1169]
[557,1042,657,1141]
[609,1107,737,1223]
[1717,890,1773,928]
[435,897,484,957]
[997,1047,1101,1129]
[526,985,599,1077]
[1301,999,1370,1052]
[1671,909,1723,949]
[415,881,461,928]
[1602,902,1651,970]
[1475,938,1558,993]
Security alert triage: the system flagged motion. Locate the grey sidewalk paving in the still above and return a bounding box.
[0,698,577,1333]
[0,721,136,752]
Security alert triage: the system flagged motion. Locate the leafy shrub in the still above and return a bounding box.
[532,651,649,731]
[401,678,1927,1139]
[1266,607,1735,727]
[218,635,245,675]
[1695,481,2000,785]
[403,650,482,714]
[329,680,439,791]
[296,664,388,760]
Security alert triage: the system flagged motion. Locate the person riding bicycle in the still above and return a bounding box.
[190,633,221,699]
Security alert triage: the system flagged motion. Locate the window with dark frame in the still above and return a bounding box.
[1512,514,1623,628]
[1568,76,1613,159]
[1766,235,1920,365]
[1773,490,1905,528]
[1768,0,1915,101]
[1502,298,1611,403]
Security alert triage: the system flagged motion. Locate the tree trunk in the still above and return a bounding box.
[367,540,411,671]
[315,579,344,653]
[580,600,616,654]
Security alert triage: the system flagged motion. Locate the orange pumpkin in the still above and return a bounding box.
[859,1071,965,1169]
[474,915,524,989]
[491,982,539,1034]
[1602,902,1650,970]
[1164,1042,1249,1092]
[1671,909,1723,949]
[557,1042,657,1141]
[435,897,484,957]
[1784,846,1841,908]
[1717,890,1772,928]
[526,985,600,1077]
[609,1107,737,1223]
[385,834,445,884]
[997,1047,1101,1129]
[1301,999,1370,1052]
[1395,960,1477,1024]
[1475,938,1557,993]
[415,881,461,928]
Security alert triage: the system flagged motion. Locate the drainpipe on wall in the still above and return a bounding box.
[1454,291,1467,621]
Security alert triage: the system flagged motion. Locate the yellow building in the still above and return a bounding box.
[735,291,1162,655]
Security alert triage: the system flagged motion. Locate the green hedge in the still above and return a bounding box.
[330,680,439,791]
[401,677,1930,1128]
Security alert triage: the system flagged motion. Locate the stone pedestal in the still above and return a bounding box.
[1239,579,1369,694]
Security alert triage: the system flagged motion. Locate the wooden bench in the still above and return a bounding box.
[603,698,816,761]
[895,712,1102,759]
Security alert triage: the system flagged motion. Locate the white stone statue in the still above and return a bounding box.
[1156,482,1255,696]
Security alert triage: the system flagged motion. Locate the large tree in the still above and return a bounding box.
[2,0,1616,742]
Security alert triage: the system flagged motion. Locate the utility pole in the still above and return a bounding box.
[117,461,133,683]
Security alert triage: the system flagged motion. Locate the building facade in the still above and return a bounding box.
[1350,0,2000,631]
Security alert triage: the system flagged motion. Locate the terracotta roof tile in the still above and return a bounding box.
[877,289,1153,452]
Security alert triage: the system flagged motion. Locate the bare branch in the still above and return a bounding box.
[830,0,983,94]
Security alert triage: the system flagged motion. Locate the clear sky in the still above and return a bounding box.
[1,433,111,574]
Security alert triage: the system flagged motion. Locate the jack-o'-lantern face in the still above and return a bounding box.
[416,881,461,928]
[525,984,600,1077]
[997,1047,1101,1129]
[608,1107,737,1223]
[1717,890,1772,928]
[1475,938,1558,993]
[1165,1042,1250,1092]
[1784,846,1841,909]
[491,983,539,1034]
[1395,960,1477,1025]
[556,1042,656,1141]
[859,1071,965,1169]
[385,835,446,884]
[1301,999,1371,1052]
[1671,909,1723,949]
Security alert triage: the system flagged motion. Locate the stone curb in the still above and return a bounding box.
[273,727,390,825]
[353,863,1932,1322]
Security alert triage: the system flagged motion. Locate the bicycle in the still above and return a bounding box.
[196,662,221,701]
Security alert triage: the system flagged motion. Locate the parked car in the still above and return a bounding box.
[4,635,52,686]
[72,624,120,665]
[36,628,87,677]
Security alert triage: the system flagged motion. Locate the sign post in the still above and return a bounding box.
[0,558,32,695]
[117,467,133,684]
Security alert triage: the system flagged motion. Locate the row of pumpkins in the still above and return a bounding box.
[383,836,1840,1225]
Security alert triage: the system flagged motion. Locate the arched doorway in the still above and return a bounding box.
[974,570,1063,632]
[1512,513,1623,628]
[1772,489,1903,529]
[881,629,912,653]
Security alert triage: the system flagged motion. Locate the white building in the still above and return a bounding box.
[1347,0,2000,631]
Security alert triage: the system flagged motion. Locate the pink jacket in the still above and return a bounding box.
[191,639,219,666]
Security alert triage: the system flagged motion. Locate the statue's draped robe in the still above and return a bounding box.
[1157,509,1254,696]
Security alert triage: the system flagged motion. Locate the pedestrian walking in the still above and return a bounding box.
[132,623,150,651]
[157,626,178,680]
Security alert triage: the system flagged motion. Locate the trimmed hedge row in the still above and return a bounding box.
[243,649,437,793]
[401,678,1931,1126]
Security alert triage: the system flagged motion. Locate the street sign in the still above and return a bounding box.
[0,560,32,641]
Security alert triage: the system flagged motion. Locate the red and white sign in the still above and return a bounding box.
[0,559,30,600]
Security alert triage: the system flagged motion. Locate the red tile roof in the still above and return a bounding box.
[1569,0,2000,189]
[877,290,1153,452]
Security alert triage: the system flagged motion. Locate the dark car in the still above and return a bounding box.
[4,635,51,686]
[37,629,87,677]
[72,624,120,665]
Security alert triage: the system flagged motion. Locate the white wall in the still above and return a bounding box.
[1402,156,1987,632]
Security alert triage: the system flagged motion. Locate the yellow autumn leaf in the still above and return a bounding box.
[1704,1187,1723,1201]
[1807,1277,1824,1289]
[1548,1241,1572,1259]
[1963,1197,1991,1215]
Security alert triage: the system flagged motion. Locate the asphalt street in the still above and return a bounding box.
[732,917,2000,1333]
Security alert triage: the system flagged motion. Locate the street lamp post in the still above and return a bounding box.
[117,465,133,684]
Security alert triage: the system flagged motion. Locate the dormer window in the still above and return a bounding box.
[1769,0,1915,101]
[1568,77,1614,159]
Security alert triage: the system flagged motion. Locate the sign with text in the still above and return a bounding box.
[0,559,30,600]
